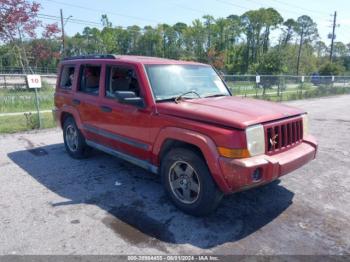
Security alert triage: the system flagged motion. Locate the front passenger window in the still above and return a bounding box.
[79,65,101,95]
[105,66,140,98]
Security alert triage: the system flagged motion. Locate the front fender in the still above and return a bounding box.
[152,127,231,193]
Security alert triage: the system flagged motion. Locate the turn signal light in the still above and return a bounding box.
[217,147,250,159]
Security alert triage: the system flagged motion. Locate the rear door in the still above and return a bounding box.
[72,62,103,142]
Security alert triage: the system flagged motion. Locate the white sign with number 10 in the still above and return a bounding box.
[27,75,42,89]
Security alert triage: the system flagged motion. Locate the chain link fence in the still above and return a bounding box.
[0,74,57,133]
[224,75,350,101]
[0,66,57,74]
[1,74,350,133]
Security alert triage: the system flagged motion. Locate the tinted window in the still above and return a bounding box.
[105,66,140,98]
[78,65,101,95]
[60,65,75,89]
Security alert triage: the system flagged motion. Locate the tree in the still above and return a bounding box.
[0,0,59,72]
[252,48,287,75]
[173,22,187,58]
[295,15,318,75]
[314,41,327,58]
[240,8,282,71]
[261,8,283,53]
[101,14,112,28]
[185,19,206,61]
[333,42,348,58]
[281,18,297,46]
[240,9,264,71]
[202,15,215,50]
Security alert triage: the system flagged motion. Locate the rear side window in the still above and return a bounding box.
[78,65,101,95]
[60,65,75,89]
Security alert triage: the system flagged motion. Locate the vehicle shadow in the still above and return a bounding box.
[8,143,294,249]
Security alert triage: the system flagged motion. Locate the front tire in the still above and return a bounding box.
[63,117,90,159]
[161,147,223,216]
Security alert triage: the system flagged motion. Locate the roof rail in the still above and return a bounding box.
[63,54,118,61]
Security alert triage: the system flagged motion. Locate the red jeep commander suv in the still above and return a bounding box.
[54,55,317,216]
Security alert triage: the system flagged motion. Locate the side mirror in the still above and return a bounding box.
[115,91,145,108]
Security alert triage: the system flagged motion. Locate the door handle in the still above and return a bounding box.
[72,99,80,105]
[100,105,112,113]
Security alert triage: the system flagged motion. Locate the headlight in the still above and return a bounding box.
[246,124,265,156]
[302,114,309,137]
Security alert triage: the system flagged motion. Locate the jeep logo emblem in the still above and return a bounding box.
[270,134,278,146]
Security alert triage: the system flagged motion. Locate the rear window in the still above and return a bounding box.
[59,65,75,90]
[78,65,101,95]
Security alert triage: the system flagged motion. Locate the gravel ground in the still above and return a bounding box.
[0,95,349,255]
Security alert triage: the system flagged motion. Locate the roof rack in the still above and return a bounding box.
[63,54,118,61]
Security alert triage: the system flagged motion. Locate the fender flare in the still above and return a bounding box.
[58,105,84,133]
[152,127,231,193]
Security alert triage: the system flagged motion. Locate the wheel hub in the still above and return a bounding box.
[180,176,189,188]
[168,161,200,204]
[66,124,78,152]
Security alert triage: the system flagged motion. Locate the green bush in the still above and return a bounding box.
[24,112,39,129]
[318,62,345,76]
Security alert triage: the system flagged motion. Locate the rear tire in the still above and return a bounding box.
[63,117,90,159]
[161,147,223,216]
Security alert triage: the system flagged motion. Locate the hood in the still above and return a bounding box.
[156,96,304,129]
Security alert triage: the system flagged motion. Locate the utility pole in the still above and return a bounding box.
[60,9,65,57]
[329,11,337,62]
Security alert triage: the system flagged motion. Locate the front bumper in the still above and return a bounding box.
[219,136,317,193]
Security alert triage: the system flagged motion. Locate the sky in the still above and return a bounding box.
[37,0,350,45]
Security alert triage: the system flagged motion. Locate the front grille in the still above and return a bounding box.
[265,117,303,154]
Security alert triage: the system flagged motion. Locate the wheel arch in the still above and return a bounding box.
[60,112,73,128]
[152,127,231,193]
[58,106,83,131]
[159,139,205,164]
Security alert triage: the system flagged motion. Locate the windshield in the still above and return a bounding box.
[145,65,230,101]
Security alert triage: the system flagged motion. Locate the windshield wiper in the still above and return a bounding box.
[204,93,227,98]
[175,91,201,103]
[156,97,177,102]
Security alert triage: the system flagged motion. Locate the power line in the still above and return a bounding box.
[39,0,160,24]
[219,0,326,20]
[269,0,329,16]
[38,14,101,26]
[214,0,252,11]
[170,4,207,15]
[38,15,101,27]
[38,13,152,33]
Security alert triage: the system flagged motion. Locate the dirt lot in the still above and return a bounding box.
[0,95,350,255]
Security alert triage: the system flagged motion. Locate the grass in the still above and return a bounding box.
[0,112,56,134]
[227,82,317,96]
[229,83,350,101]
[0,88,54,113]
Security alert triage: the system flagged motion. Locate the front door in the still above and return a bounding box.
[90,63,153,161]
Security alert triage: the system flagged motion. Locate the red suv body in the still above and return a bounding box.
[54,55,317,216]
